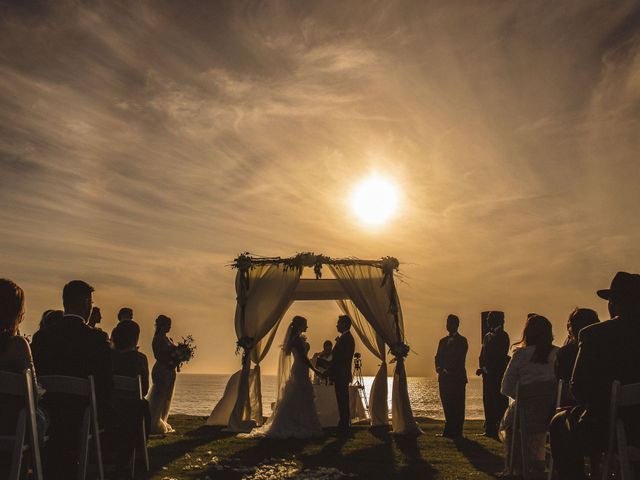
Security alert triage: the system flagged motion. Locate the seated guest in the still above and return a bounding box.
[555,308,599,384]
[111,307,134,342]
[500,315,558,477]
[38,309,63,331]
[31,280,113,479]
[111,320,149,396]
[550,272,640,480]
[110,320,150,478]
[0,279,48,477]
[311,340,333,384]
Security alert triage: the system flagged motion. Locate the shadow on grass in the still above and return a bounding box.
[454,436,503,477]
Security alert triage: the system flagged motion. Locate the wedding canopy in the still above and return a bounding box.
[207,253,421,435]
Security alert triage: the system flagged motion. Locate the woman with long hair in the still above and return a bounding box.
[499,314,558,477]
[555,308,599,383]
[242,315,324,439]
[0,279,47,440]
[146,314,178,434]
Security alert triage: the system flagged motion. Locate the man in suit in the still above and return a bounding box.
[435,314,468,438]
[326,315,355,433]
[31,280,113,478]
[476,310,510,438]
[550,272,640,480]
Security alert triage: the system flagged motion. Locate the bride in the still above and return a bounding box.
[243,315,324,439]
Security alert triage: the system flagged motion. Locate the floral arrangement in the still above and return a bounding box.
[389,342,410,359]
[173,335,196,371]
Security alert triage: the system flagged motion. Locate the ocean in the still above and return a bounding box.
[171,374,485,420]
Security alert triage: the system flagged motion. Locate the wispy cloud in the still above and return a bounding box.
[1,0,639,374]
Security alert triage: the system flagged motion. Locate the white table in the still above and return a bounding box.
[313,384,368,427]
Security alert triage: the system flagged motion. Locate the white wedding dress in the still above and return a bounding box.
[241,336,323,439]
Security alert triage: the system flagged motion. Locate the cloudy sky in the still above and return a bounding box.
[1,0,639,376]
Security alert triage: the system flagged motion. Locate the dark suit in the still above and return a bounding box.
[435,333,468,437]
[328,330,355,429]
[479,327,510,436]
[550,315,640,478]
[31,314,113,478]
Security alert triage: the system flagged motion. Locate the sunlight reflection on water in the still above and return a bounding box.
[171,374,484,420]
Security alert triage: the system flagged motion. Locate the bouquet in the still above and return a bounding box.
[173,335,196,372]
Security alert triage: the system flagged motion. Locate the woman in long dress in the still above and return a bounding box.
[146,315,177,434]
[243,315,324,439]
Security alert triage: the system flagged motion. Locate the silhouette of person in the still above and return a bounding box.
[554,308,599,384]
[311,340,333,384]
[550,272,640,480]
[31,280,113,479]
[326,315,355,433]
[435,314,468,438]
[476,310,510,438]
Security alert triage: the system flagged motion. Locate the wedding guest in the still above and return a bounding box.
[554,308,599,383]
[38,309,62,330]
[110,319,150,477]
[146,315,177,434]
[477,310,510,438]
[311,340,333,384]
[112,307,134,343]
[31,280,113,479]
[435,314,468,438]
[118,307,133,323]
[550,272,640,480]
[500,315,558,476]
[0,279,42,431]
[111,320,149,395]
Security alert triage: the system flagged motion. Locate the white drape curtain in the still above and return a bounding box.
[336,299,388,426]
[224,264,301,432]
[330,264,421,435]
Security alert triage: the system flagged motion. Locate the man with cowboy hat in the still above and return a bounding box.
[550,272,640,479]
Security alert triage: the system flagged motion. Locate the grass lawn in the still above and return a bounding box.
[147,415,504,480]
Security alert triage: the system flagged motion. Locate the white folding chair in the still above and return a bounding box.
[0,369,43,480]
[546,379,566,480]
[602,380,640,480]
[508,380,557,480]
[38,375,104,480]
[112,374,150,476]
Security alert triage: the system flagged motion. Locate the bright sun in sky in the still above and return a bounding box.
[350,174,400,226]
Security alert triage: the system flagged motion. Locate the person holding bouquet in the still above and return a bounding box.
[146,315,178,434]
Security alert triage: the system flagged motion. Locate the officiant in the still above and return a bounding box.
[311,340,333,384]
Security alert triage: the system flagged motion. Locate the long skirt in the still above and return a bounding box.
[147,363,176,434]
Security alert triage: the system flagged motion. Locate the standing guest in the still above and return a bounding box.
[550,272,640,480]
[311,340,333,384]
[110,320,150,478]
[499,315,558,476]
[435,314,468,438]
[554,308,599,384]
[146,315,178,434]
[476,310,510,438]
[31,280,113,479]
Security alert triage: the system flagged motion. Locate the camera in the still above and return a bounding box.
[353,352,362,369]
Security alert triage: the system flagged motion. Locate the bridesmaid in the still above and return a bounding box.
[146,315,177,434]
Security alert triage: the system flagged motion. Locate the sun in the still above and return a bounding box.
[350,174,400,226]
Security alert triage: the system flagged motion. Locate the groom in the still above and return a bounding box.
[326,315,355,432]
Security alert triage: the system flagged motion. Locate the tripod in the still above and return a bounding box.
[352,353,369,410]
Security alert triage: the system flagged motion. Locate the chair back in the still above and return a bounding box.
[517,380,557,433]
[113,375,143,399]
[0,369,43,480]
[38,375,91,397]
